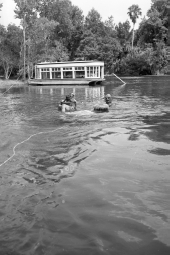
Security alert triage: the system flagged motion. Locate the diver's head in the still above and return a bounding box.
[105,94,111,98]
[70,93,75,98]
[66,95,71,100]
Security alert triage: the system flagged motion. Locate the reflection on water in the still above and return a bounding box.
[0,76,170,255]
[28,85,105,100]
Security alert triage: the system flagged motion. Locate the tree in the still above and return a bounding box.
[99,36,121,73]
[150,0,168,21]
[104,16,117,38]
[147,0,168,42]
[115,20,131,46]
[137,12,167,46]
[127,4,142,48]
[85,8,105,37]
[135,0,168,47]
[14,0,39,80]
[67,5,84,60]
[38,0,73,45]
[37,0,84,59]
[149,41,167,74]
[0,25,22,79]
[28,17,59,65]
[76,30,100,60]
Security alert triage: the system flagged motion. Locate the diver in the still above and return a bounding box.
[104,94,112,106]
[59,93,77,112]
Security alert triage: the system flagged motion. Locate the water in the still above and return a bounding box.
[0,76,170,255]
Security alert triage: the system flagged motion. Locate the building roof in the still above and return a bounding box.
[37,60,104,65]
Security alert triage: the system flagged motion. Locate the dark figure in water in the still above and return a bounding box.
[93,94,112,113]
[104,94,112,106]
[59,93,77,112]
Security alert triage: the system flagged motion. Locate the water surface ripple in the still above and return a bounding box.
[0,76,170,255]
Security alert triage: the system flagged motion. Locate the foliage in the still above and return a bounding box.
[104,16,117,37]
[117,42,167,75]
[76,30,101,60]
[76,8,121,73]
[0,0,169,77]
[137,6,167,45]
[127,4,142,25]
[115,20,131,46]
[85,8,105,36]
[99,37,121,73]
[0,24,22,79]
[14,0,38,28]
[37,0,84,49]
[66,5,84,59]
[29,17,58,60]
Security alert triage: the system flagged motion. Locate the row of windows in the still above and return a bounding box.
[36,66,102,79]
[87,67,93,71]
[63,67,72,70]
[75,67,84,70]
[87,66,99,78]
[39,66,99,71]
[52,68,61,71]
[41,68,50,72]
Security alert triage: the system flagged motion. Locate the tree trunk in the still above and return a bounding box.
[5,69,9,80]
[3,63,9,80]
[7,68,12,79]
[4,66,12,79]
[132,23,135,49]
[23,13,26,81]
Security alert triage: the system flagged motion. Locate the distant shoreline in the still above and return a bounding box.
[0,79,27,87]
[1,75,170,89]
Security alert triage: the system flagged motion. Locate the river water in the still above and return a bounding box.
[0,76,170,255]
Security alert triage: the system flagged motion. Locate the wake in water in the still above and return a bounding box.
[65,110,94,116]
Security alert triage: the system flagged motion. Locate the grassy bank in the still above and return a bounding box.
[0,79,27,88]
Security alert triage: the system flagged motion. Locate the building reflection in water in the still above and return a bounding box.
[28,85,105,101]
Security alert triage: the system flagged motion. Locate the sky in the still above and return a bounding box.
[0,0,152,28]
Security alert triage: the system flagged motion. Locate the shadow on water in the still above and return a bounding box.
[0,76,170,254]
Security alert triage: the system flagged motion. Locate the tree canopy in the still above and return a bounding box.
[0,0,169,79]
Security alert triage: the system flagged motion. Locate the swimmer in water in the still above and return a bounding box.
[104,94,112,106]
[59,93,77,112]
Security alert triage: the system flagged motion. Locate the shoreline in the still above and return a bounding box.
[1,75,170,89]
[0,79,27,88]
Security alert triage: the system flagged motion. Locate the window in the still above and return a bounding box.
[87,67,93,77]
[75,71,85,78]
[75,66,85,78]
[87,66,99,78]
[63,71,73,78]
[52,68,60,71]
[41,68,50,71]
[94,66,99,77]
[52,67,61,79]
[75,67,84,70]
[63,67,72,70]
[41,68,50,79]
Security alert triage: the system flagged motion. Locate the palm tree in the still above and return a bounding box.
[127,4,142,49]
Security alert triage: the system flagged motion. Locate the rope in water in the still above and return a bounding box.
[112,73,126,85]
[0,127,63,168]
[1,83,16,95]
[1,76,21,96]
[0,80,66,168]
